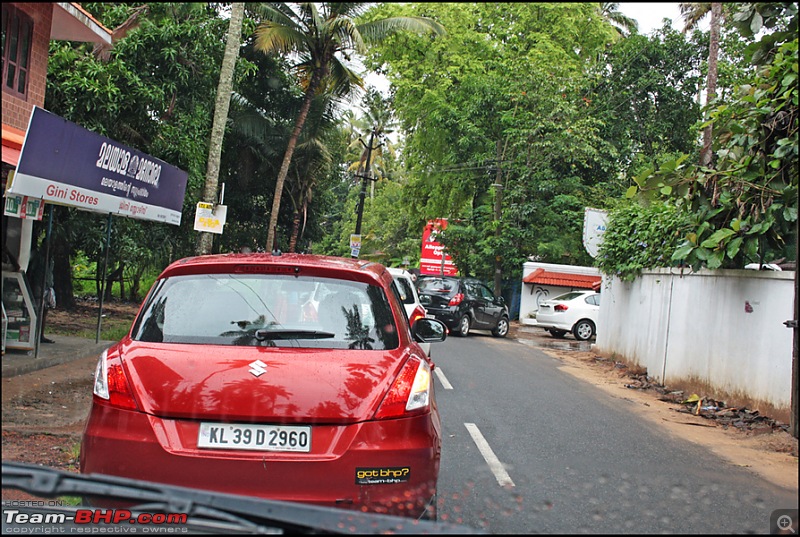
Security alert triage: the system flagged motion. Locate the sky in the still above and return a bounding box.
[619,2,684,35]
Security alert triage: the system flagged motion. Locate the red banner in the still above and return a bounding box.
[420,219,458,276]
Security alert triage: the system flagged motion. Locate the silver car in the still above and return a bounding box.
[388,267,432,356]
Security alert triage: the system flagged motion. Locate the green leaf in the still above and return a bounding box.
[660,185,672,195]
[633,168,654,187]
[672,242,694,260]
[625,185,638,199]
[726,237,743,258]
[700,228,735,248]
[707,250,724,269]
[694,247,711,261]
[784,206,798,222]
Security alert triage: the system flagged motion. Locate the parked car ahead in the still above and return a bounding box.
[387,267,431,356]
[536,290,600,341]
[81,253,447,520]
[416,276,509,338]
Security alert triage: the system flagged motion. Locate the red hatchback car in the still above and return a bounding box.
[80,253,447,519]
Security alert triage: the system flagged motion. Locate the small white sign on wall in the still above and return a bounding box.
[583,208,608,259]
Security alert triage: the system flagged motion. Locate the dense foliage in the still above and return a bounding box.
[606,3,798,277]
[33,2,796,307]
[357,2,702,284]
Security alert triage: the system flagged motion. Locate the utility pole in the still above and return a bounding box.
[492,141,504,298]
[789,172,799,439]
[353,129,380,257]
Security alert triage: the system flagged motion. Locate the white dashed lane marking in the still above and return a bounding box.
[433,367,453,389]
[464,422,515,487]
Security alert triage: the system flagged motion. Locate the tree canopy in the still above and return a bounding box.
[35,2,796,307]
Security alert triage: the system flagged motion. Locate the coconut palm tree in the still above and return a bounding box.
[680,2,723,170]
[287,94,338,252]
[599,2,639,36]
[251,2,444,251]
[196,2,246,255]
[347,88,399,190]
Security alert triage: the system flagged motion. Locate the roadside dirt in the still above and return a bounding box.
[509,324,799,493]
[1,301,139,500]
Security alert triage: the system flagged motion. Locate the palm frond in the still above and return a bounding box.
[250,2,302,29]
[328,16,367,55]
[599,2,639,35]
[679,2,712,32]
[298,2,321,35]
[254,22,309,55]
[329,2,371,19]
[326,56,364,99]
[357,16,445,45]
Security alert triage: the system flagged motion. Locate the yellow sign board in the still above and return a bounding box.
[193,202,227,234]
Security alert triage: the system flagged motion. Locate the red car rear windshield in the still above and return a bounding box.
[131,274,399,350]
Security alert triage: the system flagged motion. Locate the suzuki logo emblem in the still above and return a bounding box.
[248,360,267,377]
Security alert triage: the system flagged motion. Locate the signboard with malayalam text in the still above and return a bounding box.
[8,107,188,225]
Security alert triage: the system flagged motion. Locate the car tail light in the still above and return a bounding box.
[374,356,431,419]
[448,293,464,306]
[409,305,427,325]
[554,304,569,312]
[93,350,138,410]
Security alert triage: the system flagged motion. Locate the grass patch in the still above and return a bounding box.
[48,319,132,341]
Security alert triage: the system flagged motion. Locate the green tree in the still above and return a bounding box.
[46,3,231,305]
[585,24,703,171]
[196,2,246,255]
[250,2,444,251]
[365,3,621,282]
[680,2,723,168]
[617,3,798,272]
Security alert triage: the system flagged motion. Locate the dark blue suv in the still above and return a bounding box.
[416,276,509,337]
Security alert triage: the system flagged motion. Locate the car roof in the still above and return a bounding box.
[387,267,412,278]
[158,253,391,286]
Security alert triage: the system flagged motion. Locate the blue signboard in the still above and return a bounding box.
[8,107,188,225]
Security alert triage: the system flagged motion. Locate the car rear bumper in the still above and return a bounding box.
[534,316,572,331]
[80,402,441,518]
[423,308,459,330]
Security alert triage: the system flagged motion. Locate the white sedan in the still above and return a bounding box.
[536,290,600,341]
[387,267,431,356]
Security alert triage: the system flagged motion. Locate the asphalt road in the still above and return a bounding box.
[430,331,798,534]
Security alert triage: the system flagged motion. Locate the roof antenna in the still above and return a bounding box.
[272,226,282,256]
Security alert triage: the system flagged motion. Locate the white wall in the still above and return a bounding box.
[520,262,600,325]
[595,268,795,411]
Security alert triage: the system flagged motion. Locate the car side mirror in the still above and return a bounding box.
[411,318,447,343]
[495,296,505,306]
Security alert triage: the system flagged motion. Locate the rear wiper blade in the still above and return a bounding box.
[2,461,482,534]
[254,329,334,341]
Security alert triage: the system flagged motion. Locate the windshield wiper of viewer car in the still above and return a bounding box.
[2,461,484,534]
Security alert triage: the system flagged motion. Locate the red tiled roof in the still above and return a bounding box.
[522,268,601,289]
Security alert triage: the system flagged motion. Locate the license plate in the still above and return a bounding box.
[198,423,311,452]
